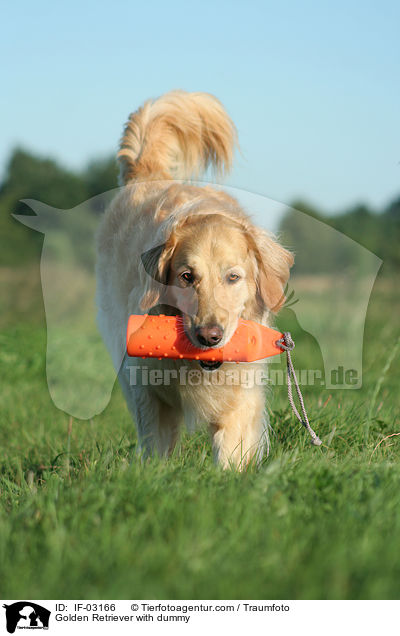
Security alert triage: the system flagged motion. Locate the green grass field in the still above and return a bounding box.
[0,270,399,600]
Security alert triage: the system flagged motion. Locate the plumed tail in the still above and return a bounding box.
[117,90,236,183]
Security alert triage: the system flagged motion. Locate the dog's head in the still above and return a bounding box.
[140,209,293,368]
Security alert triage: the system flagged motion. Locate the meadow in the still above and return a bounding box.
[0,267,399,600]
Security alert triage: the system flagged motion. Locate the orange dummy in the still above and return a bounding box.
[126,314,283,362]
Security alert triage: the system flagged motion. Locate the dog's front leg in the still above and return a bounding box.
[210,387,268,470]
[119,359,182,458]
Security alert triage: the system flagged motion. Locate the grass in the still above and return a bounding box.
[0,270,399,599]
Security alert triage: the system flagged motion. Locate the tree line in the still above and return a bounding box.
[0,148,398,272]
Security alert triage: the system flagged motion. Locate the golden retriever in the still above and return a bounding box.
[96,90,293,469]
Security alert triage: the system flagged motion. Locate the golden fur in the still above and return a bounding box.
[96,90,293,469]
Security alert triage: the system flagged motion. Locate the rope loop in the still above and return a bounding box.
[276,332,295,351]
[277,331,322,447]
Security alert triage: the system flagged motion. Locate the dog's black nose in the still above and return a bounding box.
[196,325,223,347]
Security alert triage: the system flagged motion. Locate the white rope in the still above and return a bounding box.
[276,332,322,446]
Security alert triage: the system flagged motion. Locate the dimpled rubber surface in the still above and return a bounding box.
[126,315,283,362]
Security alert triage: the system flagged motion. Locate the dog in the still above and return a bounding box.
[96,90,293,469]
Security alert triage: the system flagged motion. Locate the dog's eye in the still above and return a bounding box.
[227,273,241,283]
[180,271,194,284]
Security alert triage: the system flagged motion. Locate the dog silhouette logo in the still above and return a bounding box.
[2,602,50,633]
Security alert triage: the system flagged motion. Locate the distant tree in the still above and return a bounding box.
[0,149,87,266]
[84,157,119,199]
[384,196,400,220]
[331,204,383,259]
[381,196,400,268]
[279,199,342,274]
[0,148,88,214]
[280,200,385,275]
[285,199,323,221]
[84,157,119,214]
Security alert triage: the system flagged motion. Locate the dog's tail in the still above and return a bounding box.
[117,90,236,184]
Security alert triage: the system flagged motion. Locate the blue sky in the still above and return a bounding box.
[1,0,399,213]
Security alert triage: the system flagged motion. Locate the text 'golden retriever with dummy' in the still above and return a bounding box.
[96,90,293,469]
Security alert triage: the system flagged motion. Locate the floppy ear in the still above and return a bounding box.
[251,228,294,313]
[139,242,175,311]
